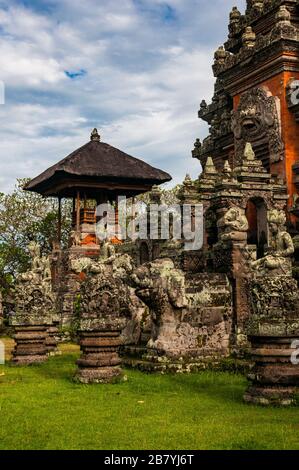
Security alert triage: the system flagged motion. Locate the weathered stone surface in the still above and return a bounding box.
[12,326,48,365]
[10,242,58,365]
[74,251,134,383]
[75,330,123,384]
[244,336,299,406]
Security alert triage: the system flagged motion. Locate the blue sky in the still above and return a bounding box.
[0,0,246,192]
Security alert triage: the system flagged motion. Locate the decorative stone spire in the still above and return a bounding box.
[200,100,207,110]
[214,46,227,64]
[204,156,217,176]
[244,142,255,161]
[90,128,101,142]
[223,160,232,175]
[192,138,201,160]
[150,185,162,204]
[242,26,256,48]
[230,6,241,24]
[276,5,291,25]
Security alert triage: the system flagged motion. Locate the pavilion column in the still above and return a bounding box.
[58,197,62,243]
[76,190,81,233]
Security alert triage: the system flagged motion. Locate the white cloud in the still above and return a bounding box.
[0,0,247,192]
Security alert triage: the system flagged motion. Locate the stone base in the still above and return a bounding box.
[244,335,299,406]
[45,325,60,355]
[12,326,48,365]
[75,366,124,384]
[76,330,124,384]
[244,386,299,406]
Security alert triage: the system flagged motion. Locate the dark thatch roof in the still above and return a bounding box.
[25,130,172,197]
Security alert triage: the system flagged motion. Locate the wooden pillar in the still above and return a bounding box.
[76,190,81,233]
[58,197,62,243]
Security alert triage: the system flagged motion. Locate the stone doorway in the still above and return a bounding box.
[246,198,268,259]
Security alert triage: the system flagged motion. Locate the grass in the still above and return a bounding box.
[1,337,299,450]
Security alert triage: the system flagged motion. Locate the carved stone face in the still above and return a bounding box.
[269,222,279,236]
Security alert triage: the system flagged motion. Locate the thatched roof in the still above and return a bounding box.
[25,129,172,197]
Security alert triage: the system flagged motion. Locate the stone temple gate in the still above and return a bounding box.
[6,0,299,406]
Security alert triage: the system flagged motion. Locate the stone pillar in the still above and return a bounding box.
[244,274,299,406]
[45,323,60,355]
[244,335,299,406]
[10,312,54,365]
[12,325,49,365]
[76,329,123,384]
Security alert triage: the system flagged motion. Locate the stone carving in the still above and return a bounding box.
[14,242,56,315]
[232,87,284,165]
[70,230,81,247]
[131,258,187,355]
[251,210,294,275]
[217,207,249,242]
[74,252,140,383]
[11,242,57,365]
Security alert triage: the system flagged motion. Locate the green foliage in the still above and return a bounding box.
[0,178,72,288]
[1,342,299,450]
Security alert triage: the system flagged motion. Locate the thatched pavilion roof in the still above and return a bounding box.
[25,129,172,198]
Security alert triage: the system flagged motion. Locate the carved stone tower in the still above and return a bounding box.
[194,0,299,227]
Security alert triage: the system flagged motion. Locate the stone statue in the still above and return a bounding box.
[131,258,187,354]
[70,230,81,247]
[14,242,56,316]
[251,210,294,276]
[218,207,249,242]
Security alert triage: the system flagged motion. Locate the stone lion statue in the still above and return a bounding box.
[131,258,187,354]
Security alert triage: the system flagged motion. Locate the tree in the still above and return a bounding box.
[0,179,72,289]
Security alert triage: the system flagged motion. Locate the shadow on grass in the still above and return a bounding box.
[32,353,79,382]
[165,370,248,405]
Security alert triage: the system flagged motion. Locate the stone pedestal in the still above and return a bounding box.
[10,313,54,365]
[45,324,60,355]
[244,336,299,406]
[12,325,49,365]
[244,275,299,406]
[76,329,123,384]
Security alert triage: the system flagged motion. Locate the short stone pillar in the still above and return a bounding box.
[244,335,299,406]
[10,314,53,365]
[244,275,299,406]
[72,251,135,384]
[76,328,123,384]
[45,323,60,356]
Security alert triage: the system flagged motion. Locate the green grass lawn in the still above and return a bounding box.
[1,338,299,450]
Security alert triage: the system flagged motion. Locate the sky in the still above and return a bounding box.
[0,0,246,193]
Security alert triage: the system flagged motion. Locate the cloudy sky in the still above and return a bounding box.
[0,0,246,193]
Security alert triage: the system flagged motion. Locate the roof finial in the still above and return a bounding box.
[91,128,101,142]
[244,142,255,161]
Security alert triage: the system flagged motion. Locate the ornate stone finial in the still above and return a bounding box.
[230,6,241,23]
[204,156,217,175]
[214,46,227,64]
[91,128,101,142]
[276,5,291,25]
[150,185,162,204]
[242,26,256,48]
[184,174,192,185]
[192,138,201,159]
[244,142,255,161]
[200,100,207,110]
[223,160,232,175]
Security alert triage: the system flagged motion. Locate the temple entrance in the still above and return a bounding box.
[140,242,150,265]
[246,198,268,259]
